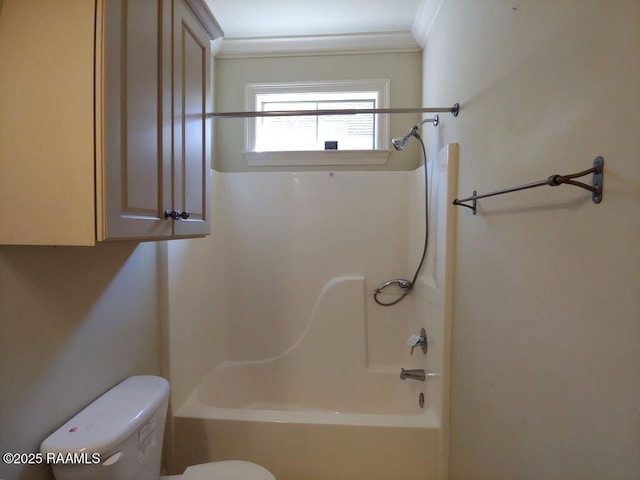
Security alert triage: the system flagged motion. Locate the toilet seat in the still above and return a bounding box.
[181,461,276,480]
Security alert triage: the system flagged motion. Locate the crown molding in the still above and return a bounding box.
[183,0,224,39]
[211,37,224,57]
[216,31,421,59]
[411,0,443,47]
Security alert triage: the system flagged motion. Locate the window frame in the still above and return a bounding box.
[243,79,391,166]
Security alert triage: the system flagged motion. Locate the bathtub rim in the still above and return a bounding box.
[175,393,440,429]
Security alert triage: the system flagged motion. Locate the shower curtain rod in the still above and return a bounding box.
[453,157,604,215]
[206,103,460,118]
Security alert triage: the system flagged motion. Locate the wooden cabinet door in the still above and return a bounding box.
[0,0,96,246]
[101,0,173,240]
[171,0,212,237]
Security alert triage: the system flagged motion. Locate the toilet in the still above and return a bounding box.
[40,376,276,480]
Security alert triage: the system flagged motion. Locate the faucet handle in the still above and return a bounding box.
[407,328,428,355]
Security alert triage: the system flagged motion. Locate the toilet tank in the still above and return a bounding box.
[40,376,170,480]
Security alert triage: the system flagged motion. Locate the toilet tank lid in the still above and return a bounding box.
[40,376,169,455]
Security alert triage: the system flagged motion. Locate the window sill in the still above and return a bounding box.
[243,150,391,167]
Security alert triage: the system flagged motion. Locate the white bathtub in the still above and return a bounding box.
[173,398,441,480]
[171,275,442,479]
[166,144,459,480]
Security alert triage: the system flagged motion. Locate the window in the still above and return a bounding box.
[244,80,390,166]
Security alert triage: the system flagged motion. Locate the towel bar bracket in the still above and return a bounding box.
[455,191,477,215]
[546,156,603,204]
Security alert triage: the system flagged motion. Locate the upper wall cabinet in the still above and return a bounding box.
[0,0,222,246]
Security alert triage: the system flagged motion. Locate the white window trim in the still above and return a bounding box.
[243,79,391,167]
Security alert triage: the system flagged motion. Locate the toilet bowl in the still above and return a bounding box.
[161,461,275,480]
[40,376,275,480]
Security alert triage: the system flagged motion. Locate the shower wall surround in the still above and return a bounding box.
[168,168,414,401]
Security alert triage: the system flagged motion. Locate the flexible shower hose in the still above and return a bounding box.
[373,134,429,306]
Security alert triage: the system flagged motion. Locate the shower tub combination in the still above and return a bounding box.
[169,144,459,480]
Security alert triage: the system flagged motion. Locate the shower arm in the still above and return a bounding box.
[415,116,440,129]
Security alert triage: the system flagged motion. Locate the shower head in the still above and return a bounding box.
[391,133,412,151]
[391,115,439,151]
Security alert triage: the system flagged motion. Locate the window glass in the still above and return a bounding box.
[245,80,389,153]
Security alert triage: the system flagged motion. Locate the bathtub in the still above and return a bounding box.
[171,275,443,480]
[166,144,459,480]
[172,398,441,480]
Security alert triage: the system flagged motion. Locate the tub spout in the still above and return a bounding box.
[399,368,439,381]
[400,368,426,381]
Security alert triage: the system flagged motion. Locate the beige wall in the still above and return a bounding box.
[165,226,228,411]
[422,1,640,479]
[214,52,424,172]
[0,243,162,480]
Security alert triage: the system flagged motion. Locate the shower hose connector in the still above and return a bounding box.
[375,278,412,293]
[373,278,413,307]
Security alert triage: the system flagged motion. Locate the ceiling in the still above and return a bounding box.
[204,0,424,38]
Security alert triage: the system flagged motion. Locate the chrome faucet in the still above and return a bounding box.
[407,328,428,355]
[400,368,426,381]
[399,368,440,381]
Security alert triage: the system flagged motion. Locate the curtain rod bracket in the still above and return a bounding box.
[453,157,604,214]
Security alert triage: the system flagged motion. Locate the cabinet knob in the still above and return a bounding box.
[163,210,190,220]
